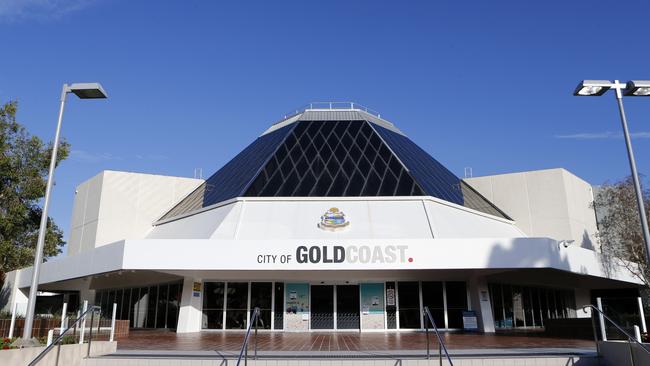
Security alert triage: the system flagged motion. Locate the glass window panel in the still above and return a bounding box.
[373,155,387,176]
[250,282,272,329]
[328,172,348,196]
[274,283,284,330]
[162,124,295,220]
[122,289,131,321]
[137,287,149,328]
[565,290,576,318]
[362,171,381,196]
[502,285,514,328]
[373,124,509,219]
[556,290,566,318]
[336,285,360,330]
[512,286,525,327]
[489,284,505,329]
[130,288,140,328]
[523,287,533,327]
[226,282,249,329]
[311,285,334,329]
[349,144,362,161]
[101,291,110,319]
[421,282,444,327]
[204,282,225,310]
[345,170,365,196]
[146,286,157,328]
[378,172,397,196]
[167,283,181,329]
[530,287,541,327]
[157,284,169,328]
[357,156,371,175]
[398,281,421,329]
[445,282,468,329]
[312,171,333,196]
[106,291,115,319]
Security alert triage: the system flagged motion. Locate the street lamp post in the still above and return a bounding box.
[574,79,650,272]
[19,83,107,345]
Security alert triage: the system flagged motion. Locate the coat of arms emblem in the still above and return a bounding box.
[318,207,350,231]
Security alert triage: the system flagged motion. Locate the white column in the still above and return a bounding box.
[270,281,275,331]
[638,297,647,333]
[110,303,117,342]
[8,302,18,338]
[246,282,251,329]
[79,300,88,344]
[442,281,449,329]
[418,281,424,330]
[597,297,607,341]
[59,302,68,334]
[468,277,495,333]
[176,277,203,333]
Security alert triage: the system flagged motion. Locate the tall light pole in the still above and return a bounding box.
[574,79,650,272]
[20,83,107,345]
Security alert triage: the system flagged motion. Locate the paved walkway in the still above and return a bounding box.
[117,330,595,353]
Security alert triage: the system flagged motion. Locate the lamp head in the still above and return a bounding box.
[624,80,650,96]
[573,80,613,96]
[68,83,108,99]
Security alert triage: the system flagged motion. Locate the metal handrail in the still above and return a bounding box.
[236,307,260,366]
[584,304,650,355]
[423,306,453,365]
[28,305,101,366]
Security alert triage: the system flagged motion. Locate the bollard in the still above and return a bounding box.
[638,297,647,333]
[60,302,68,335]
[79,300,88,344]
[597,297,607,341]
[47,329,54,346]
[8,302,18,338]
[634,325,642,343]
[87,309,94,357]
[110,303,117,342]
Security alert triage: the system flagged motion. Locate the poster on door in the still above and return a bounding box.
[285,283,309,313]
[360,283,384,314]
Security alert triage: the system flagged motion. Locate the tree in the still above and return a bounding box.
[0,100,69,283]
[594,176,650,286]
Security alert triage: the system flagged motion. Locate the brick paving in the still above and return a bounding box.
[117,330,595,352]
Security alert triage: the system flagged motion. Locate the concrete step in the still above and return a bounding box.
[83,357,599,366]
[82,349,600,366]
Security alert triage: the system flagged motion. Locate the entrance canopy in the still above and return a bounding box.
[14,235,640,289]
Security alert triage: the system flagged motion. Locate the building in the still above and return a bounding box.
[464,168,600,251]
[1,104,642,334]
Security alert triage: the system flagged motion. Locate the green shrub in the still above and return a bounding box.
[0,337,16,350]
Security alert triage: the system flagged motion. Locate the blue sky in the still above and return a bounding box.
[1,0,649,252]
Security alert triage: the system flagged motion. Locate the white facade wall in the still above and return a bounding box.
[464,168,599,251]
[67,171,203,255]
[148,196,525,241]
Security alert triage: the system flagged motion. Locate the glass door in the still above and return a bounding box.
[397,281,421,329]
[336,285,359,329]
[311,285,334,329]
[226,282,248,329]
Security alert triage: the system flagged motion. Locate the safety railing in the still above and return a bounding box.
[585,304,650,366]
[236,307,260,366]
[277,101,383,123]
[28,305,101,366]
[423,306,453,365]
